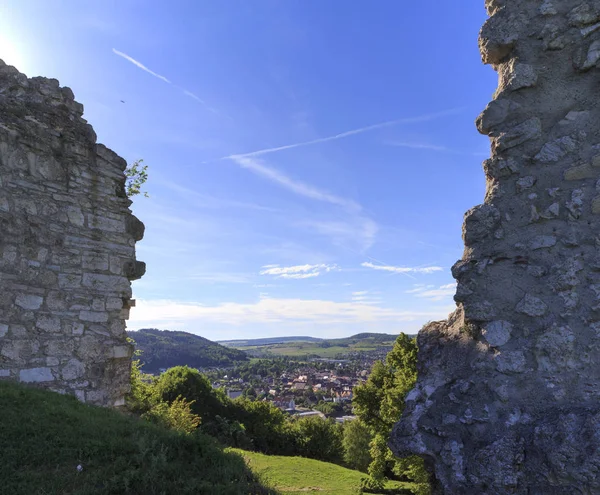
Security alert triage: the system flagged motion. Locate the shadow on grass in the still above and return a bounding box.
[0,381,278,494]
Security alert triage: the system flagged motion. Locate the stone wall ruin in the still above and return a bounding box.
[0,59,145,406]
[391,1,600,493]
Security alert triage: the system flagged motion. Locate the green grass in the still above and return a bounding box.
[0,381,275,495]
[232,449,415,495]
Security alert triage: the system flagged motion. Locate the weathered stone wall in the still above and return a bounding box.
[391,1,600,493]
[0,59,145,406]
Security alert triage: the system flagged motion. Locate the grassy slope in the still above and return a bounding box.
[233,449,415,495]
[0,381,274,495]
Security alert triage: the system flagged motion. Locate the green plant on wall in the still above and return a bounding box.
[125,159,149,198]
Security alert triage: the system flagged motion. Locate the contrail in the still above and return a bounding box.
[221,107,464,160]
[112,49,171,84]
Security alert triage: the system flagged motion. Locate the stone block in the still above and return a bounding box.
[503,62,537,91]
[529,235,556,250]
[10,325,27,338]
[516,294,548,316]
[35,316,62,332]
[495,351,526,373]
[65,206,84,226]
[61,358,85,381]
[15,294,43,310]
[72,322,84,335]
[463,204,501,244]
[476,99,513,134]
[88,214,125,233]
[564,163,596,180]
[79,311,108,323]
[92,298,105,311]
[110,345,131,359]
[535,136,577,162]
[82,273,129,292]
[483,321,513,347]
[58,274,82,289]
[82,252,109,271]
[494,118,541,152]
[106,297,123,311]
[19,367,54,382]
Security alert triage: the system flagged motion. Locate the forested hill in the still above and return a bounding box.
[128,329,248,373]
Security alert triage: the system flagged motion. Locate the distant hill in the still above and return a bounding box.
[218,332,407,359]
[128,329,248,372]
[328,332,402,344]
[354,332,401,339]
[219,333,402,348]
[218,336,323,347]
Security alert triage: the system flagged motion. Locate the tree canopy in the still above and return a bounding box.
[352,333,430,494]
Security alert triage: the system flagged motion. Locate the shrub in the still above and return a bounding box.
[290,416,344,464]
[153,365,229,421]
[127,357,156,415]
[143,396,201,434]
[201,415,253,450]
[229,398,296,455]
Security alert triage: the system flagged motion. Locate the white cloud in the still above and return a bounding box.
[404,284,435,294]
[407,283,457,301]
[222,108,463,160]
[129,296,451,327]
[230,155,361,212]
[362,262,443,274]
[350,290,382,305]
[260,264,337,279]
[112,49,171,83]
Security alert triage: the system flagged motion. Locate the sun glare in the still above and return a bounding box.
[0,34,28,72]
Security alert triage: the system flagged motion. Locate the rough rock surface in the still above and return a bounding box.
[391,1,600,493]
[0,59,145,406]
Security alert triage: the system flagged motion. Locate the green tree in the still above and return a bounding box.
[352,333,430,494]
[244,386,257,399]
[342,419,372,472]
[126,338,156,415]
[230,398,295,455]
[290,416,344,464]
[153,366,228,422]
[125,159,149,197]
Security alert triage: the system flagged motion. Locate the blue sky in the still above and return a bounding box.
[1,1,495,340]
